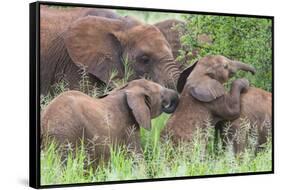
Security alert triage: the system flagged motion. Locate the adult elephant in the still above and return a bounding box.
[40,6,122,55]
[155,19,186,67]
[154,20,184,60]
[40,9,180,95]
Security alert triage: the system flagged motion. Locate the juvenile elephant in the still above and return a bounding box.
[216,87,272,153]
[164,55,267,148]
[41,79,179,165]
[41,9,180,95]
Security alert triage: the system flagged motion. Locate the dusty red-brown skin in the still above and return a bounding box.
[155,19,185,64]
[40,6,121,54]
[164,55,271,153]
[41,79,179,165]
[217,87,272,153]
[40,6,180,95]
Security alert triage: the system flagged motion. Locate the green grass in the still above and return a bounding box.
[40,58,272,185]
[40,111,272,185]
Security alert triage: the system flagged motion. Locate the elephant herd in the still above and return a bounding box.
[41,6,272,166]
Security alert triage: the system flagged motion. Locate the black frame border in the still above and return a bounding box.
[29,1,274,189]
[30,2,41,188]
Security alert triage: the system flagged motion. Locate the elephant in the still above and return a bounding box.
[40,8,180,95]
[40,5,122,55]
[215,87,272,153]
[154,19,185,66]
[155,19,213,69]
[164,55,267,152]
[41,79,179,165]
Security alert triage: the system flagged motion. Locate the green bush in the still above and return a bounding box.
[179,15,272,91]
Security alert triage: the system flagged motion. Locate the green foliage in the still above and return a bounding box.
[179,15,272,91]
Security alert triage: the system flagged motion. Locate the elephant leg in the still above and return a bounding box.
[86,137,111,169]
[63,63,107,96]
[231,121,248,154]
[253,119,271,153]
[219,120,247,154]
[40,67,53,95]
[215,119,247,155]
[209,78,249,120]
[214,121,226,153]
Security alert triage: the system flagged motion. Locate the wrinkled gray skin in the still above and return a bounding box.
[40,7,180,95]
[164,55,256,145]
[41,79,179,166]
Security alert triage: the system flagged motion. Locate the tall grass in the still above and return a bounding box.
[41,113,272,185]
[40,61,272,186]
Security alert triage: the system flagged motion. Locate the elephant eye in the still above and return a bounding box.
[139,55,150,64]
[223,63,228,69]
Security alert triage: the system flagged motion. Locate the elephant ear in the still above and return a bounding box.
[177,61,198,93]
[188,76,226,102]
[155,19,184,59]
[125,89,151,130]
[63,16,125,83]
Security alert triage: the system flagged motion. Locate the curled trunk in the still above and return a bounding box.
[232,61,256,75]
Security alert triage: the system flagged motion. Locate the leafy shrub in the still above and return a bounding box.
[179,15,272,91]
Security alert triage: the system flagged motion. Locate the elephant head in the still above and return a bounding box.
[177,55,256,101]
[124,79,179,130]
[164,55,256,143]
[63,16,180,89]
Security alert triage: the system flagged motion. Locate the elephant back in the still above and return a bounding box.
[164,92,212,142]
[240,87,272,125]
[40,6,121,56]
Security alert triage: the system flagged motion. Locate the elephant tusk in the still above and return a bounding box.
[164,103,171,109]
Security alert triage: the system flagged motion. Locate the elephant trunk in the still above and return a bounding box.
[233,61,256,75]
[161,89,179,114]
[164,61,181,89]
